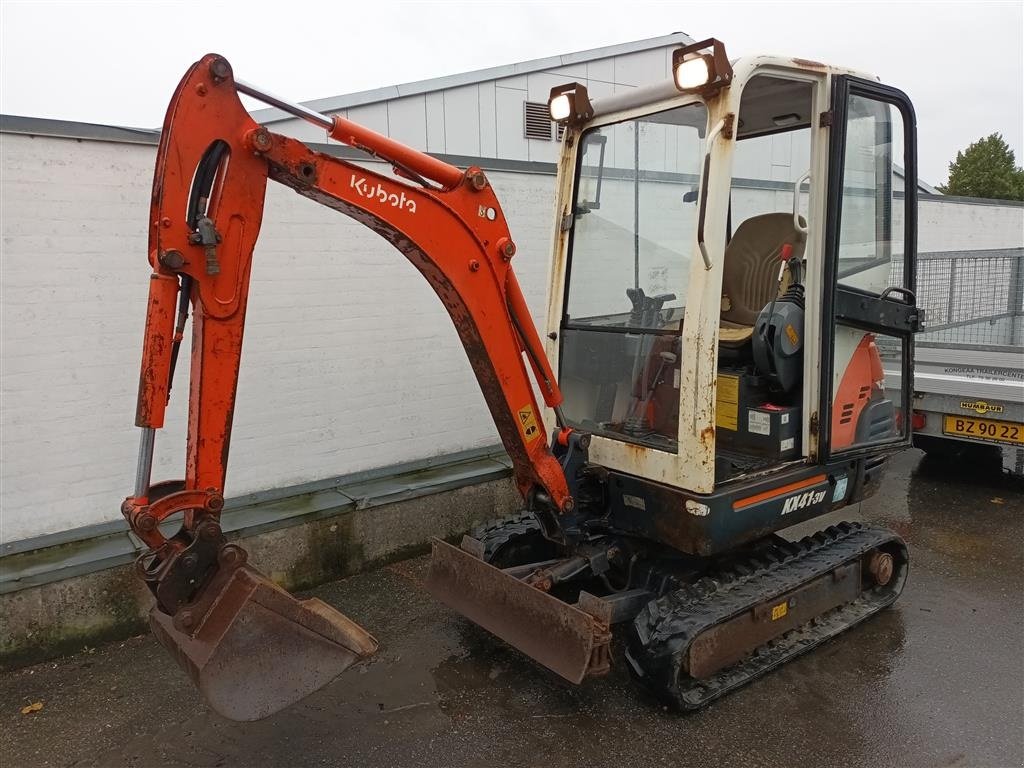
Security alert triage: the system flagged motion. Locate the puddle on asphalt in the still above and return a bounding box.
[840,449,1024,576]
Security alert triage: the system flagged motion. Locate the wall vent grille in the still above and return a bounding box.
[524,102,553,140]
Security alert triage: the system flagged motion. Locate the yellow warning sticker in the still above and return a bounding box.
[771,602,788,621]
[785,323,800,346]
[716,374,739,431]
[518,404,541,442]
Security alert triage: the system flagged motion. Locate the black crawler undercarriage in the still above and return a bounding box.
[427,509,908,710]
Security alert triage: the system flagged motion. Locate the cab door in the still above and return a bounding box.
[822,77,921,459]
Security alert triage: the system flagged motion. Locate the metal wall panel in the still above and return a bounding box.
[441,84,482,156]
[387,95,428,149]
[494,85,529,161]
[586,57,615,85]
[425,91,446,153]
[613,49,669,87]
[547,64,589,79]
[478,82,498,157]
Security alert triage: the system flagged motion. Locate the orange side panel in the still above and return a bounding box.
[831,334,878,451]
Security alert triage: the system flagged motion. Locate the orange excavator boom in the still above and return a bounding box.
[122,54,574,720]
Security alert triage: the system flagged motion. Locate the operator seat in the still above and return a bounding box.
[719,212,806,348]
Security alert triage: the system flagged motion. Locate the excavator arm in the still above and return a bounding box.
[122,54,575,720]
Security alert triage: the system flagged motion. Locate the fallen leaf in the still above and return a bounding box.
[991,497,1005,505]
[20,702,44,714]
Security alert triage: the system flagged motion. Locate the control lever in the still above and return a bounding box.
[626,288,677,328]
[776,242,796,283]
[639,351,677,413]
[625,350,677,434]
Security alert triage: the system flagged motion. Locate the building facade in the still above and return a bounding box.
[251,33,695,162]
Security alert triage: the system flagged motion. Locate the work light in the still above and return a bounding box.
[548,83,594,126]
[674,56,712,90]
[549,94,572,122]
[672,38,733,94]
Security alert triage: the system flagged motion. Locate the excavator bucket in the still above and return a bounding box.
[150,564,378,721]
[425,538,611,684]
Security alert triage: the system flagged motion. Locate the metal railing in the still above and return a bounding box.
[896,248,1024,349]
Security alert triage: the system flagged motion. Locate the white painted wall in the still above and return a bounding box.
[1,132,1021,543]
[0,134,557,543]
[917,197,1024,252]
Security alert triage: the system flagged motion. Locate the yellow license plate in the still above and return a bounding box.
[943,415,1024,445]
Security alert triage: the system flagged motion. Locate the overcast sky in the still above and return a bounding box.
[2,0,1021,186]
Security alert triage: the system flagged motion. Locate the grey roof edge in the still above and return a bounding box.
[893,164,940,195]
[0,118,562,175]
[0,113,159,144]
[248,32,694,123]
[918,190,1024,208]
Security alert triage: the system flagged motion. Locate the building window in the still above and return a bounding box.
[523,101,553,140]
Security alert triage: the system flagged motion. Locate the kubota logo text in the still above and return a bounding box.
[781,489,826,515]
[350,176,417,213]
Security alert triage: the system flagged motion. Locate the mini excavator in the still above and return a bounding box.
[123,40,921,720]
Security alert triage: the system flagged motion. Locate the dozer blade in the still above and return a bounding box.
[150,564,378,721]
[425,538,610,684]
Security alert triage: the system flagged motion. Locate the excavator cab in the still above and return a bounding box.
[430,41,922,701]
[126,40,921,720]
[547,45,919,501]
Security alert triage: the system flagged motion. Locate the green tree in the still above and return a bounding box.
[936,133,1024,200]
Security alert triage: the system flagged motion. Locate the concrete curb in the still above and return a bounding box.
[1,463,519,668]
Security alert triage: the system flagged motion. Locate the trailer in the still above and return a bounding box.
[884,247,1024,475]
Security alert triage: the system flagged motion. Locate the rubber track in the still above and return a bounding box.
[626,521,908,710]
[470,513,545,563]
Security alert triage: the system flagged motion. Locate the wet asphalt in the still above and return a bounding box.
[2,448,1022,768]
